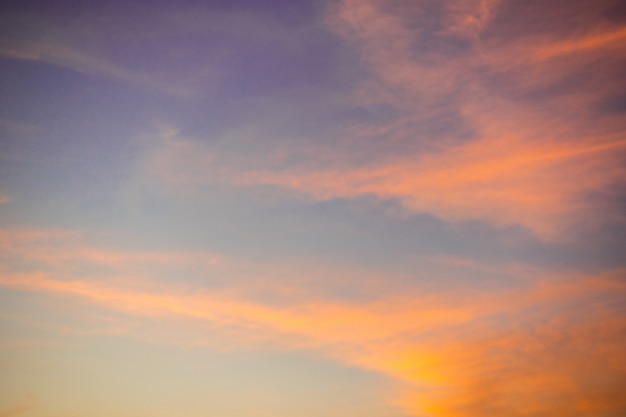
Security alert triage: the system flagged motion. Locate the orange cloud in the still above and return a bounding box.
[234,131,626,238]
[533,26,626,61]
[2,247,625,417]
[143,114,626,239]
[393,302,626,417]
[320,0,626,238]
[0,403,35,417]
[0,229,220,273]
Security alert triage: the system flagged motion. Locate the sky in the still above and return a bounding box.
[0,0,625,416]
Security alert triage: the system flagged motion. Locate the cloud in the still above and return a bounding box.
[373,273,626,416]
[0,400,36,417]
[532,26,626,60]
[129,0,626,240]
[0,407,32,417]
[0,4,318,98]
[1,228,625,416]
[2,266,625,416]
[0,228,220,270]
[141,117,626,239]
[236,132,626,238]
[311,0,626,238]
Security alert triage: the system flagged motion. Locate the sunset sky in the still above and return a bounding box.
[1,1,626,416]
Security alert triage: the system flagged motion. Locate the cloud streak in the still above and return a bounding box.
[2,264,625,416]
[1,228,625,416]
[0,3,319,98]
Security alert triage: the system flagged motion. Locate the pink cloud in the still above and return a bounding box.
[135,0,626,240]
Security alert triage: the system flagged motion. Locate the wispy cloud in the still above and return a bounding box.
[141,119,626,239]
[2,263,624,416]
[533,26,626,60]
[132,0,626,239]
[235,132,626,238]
[0,400,36,417]
[0,4,325,98]
[1,227,625,416]
[0,228,220,273]
[312,0,626,237]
